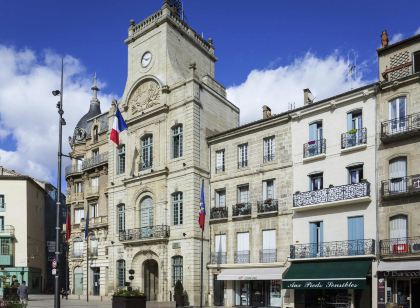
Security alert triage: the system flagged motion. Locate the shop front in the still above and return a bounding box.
[216,267,284,307]
[377,260,420,308]
[282,260,372,308]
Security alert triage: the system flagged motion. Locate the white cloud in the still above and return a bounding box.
[0,45,115,182]
[227,52,370,124]
[389,33,404,44]
[415,27,420,35]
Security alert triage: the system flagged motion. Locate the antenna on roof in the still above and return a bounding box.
[347,50,358,90]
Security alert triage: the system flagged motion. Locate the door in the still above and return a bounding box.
[347,111,363,146]
[348,216,364,255]
[236,232,250,263]
[396,280,410,308]
[215,234,226,263]
[143,259,158,301]
[309,222,323,257]
[390,215,408,253]
[262,230,276,262]
[140,197,153,237]
[389,97,407,134]
[309,122,323,156]
[389,157,407,193]
[92,268,100,296]
[213,275,224,306]
[73,267,83,295]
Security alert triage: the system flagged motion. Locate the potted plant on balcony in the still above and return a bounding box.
[174,280,185,307]
[347,128,357,134]
[112,288,146,308]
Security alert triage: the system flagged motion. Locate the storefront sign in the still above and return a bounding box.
[283,280,365,289]
[412,175,420,191]
[377,277,386,308]
[237,275,258,280]
[383,270,420,277]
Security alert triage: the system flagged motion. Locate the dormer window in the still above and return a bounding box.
[414,51,420,74]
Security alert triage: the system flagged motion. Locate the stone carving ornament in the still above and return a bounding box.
[129,80,160,115]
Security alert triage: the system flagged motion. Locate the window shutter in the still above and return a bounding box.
[262,181,267,200]
[390,216,407,239]
[263,230,276,250]
[347,113,353,130]
[237,232,249,251]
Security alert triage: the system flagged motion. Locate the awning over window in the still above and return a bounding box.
[378,260,420,271]
[217,267,285,281]
[282,260,371,289]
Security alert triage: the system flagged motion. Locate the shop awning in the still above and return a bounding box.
[282,260,371,289]
[217,267,285,281]
[378,260,420,271]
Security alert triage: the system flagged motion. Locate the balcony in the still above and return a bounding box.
[85,187,99,199]
[65,165,82,177]
[211,252,227,264]
[303,139,326,160]
[234,250,250,263]
[210,207,228,221]
[68,192,84,203]
[82,153,108,171]
[381,175,420,199]
[341,128,367,150]
[119,225,170,243]
[381,113,420,143]
[238,160,248,169]
[82,216,108,229]
[232,203,251,218]
[263,154,275,163]
[290,239,375,259]
[380,236,420,257]
[293,181,370,211]
[0,226,15,238]
[260,249,277,263]
[257,199,278,214]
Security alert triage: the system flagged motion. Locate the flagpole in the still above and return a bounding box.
[85,204,90,302]
[200,179,204,308]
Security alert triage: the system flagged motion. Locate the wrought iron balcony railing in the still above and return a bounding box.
[82,153,108,170]
[293,181,370,208]
[119,225,170,242]
[234,250,250,263]
[260,249,277,263]
[381,175,420,198]
[65,165,83,176]
[341,128,367,149]
[257,199,278,213]
[215,165,225,173]
[380,236,420,256]
[0,226,15,238]
[381,113,420,142]
[263,154,275,163]
[238,160,248,168]
[139,160,153,171]
[290,239,375,259]
[303,139,326,158]
[211,252,227,264]
[210,207,228,220]
[232,202,251,217]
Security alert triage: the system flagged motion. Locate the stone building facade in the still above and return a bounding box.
[207,109,293,307]
[376,33,420,308]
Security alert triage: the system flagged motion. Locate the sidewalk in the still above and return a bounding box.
[27,294,111,308]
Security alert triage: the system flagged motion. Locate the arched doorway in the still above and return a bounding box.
[143,259,158,301]
[73,267,83,295]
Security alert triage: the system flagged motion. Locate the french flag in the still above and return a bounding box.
[110,107,128,145]
[198,179,206,231]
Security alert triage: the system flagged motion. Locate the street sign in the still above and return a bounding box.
[52,259,57,269]
[47,241,56,253]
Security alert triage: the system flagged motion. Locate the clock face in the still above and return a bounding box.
[141,52,152,68]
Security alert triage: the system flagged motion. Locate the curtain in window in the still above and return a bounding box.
[389,157,407,192]
[215,234,226,252]
[237,232,249,252]
[262,230,276,250]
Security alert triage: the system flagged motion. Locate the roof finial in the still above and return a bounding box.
[91,72,100,100]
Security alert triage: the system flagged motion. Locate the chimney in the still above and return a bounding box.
[381,30,389,48]
[262,105,272,119]
[303,88,314,105]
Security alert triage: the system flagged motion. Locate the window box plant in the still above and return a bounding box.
[112,288,146,308]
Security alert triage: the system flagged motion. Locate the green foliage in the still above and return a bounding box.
[0,301,27,308]
[113,288,144,297]
[174,280,183,296]
[347,128,357,134]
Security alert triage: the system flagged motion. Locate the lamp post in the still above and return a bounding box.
[52,59,65,308]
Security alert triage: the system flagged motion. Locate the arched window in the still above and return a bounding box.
[389,157,407,193]
[390,215,408,240]
[93,126,99,143]
[140,197,153,228]
[172,192,183,225]
[172,125,183,158]
[117,204,126,233]
[141,135,153,170]
[172,256,183,286]
[90,237,98,257]
[117,260,126,288]
[73,237,83,258]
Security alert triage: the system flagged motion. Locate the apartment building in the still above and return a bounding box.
[376,32,420,308]
[65,79,109,296]
[207,107,293,307]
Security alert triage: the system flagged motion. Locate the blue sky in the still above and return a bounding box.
[0,0,419,181]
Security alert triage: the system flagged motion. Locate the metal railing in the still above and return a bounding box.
[293,181,370,208]
[263,154,275,163]
[381,113,420,140]
[210,207,228,220]
[238,160,248,168]
[215,166,225,173]
[234,250,250,263]
[303,139,326,158]
[260,249,277,263]
[211,252,227,264]
[341,128,367,149]
[232,203,251,217]
[65,165,82,176]
[82,153,108,170]
[381,175,420,198]
[257,199,278,213]
[380,236,420,256]
[119,225,170,242]
[290,239,375,259]
[0,226,15,238]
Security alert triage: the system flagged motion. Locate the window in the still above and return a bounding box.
[348,165,363,184]
[172,256,183,285]
[309,121,323,141]
[414,51,420,74]
[263,136,275,162]
[93,126,99,143]
[389,97,407,134]
[215,150,225,172]
[172,125,183,158]
[73,238,83,258]
[0,238,11,255]
[90,203,98,218]
[74,208,84,224]
[389,157,407,193]
[348,216,364,255]
[214,234,227,263]
[117,204,125,233]
[92,149,99,160]
[117,260,126,288]
[307,121,324,157]
[0,195,4,210]
[91,177,99,193]
[347,110,363,131]
[390,215,408,240]
[172,192,183,225]
[117,145,126,174]
[237,185,249,203]
[236,232,250,263]
[309,173,323,191]
[262,230,276,262]
[76,157,83,172]
[74,182,83,193]
[0,217,4,230]
[309,221,323,257]
[215,189,226,208]
[238,144,248,168]
[90,237,98,256]
[141,135,153,170]
[263,180,275,201]
[140,197,153,228]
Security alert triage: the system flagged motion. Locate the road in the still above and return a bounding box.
[27,294,111,308]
